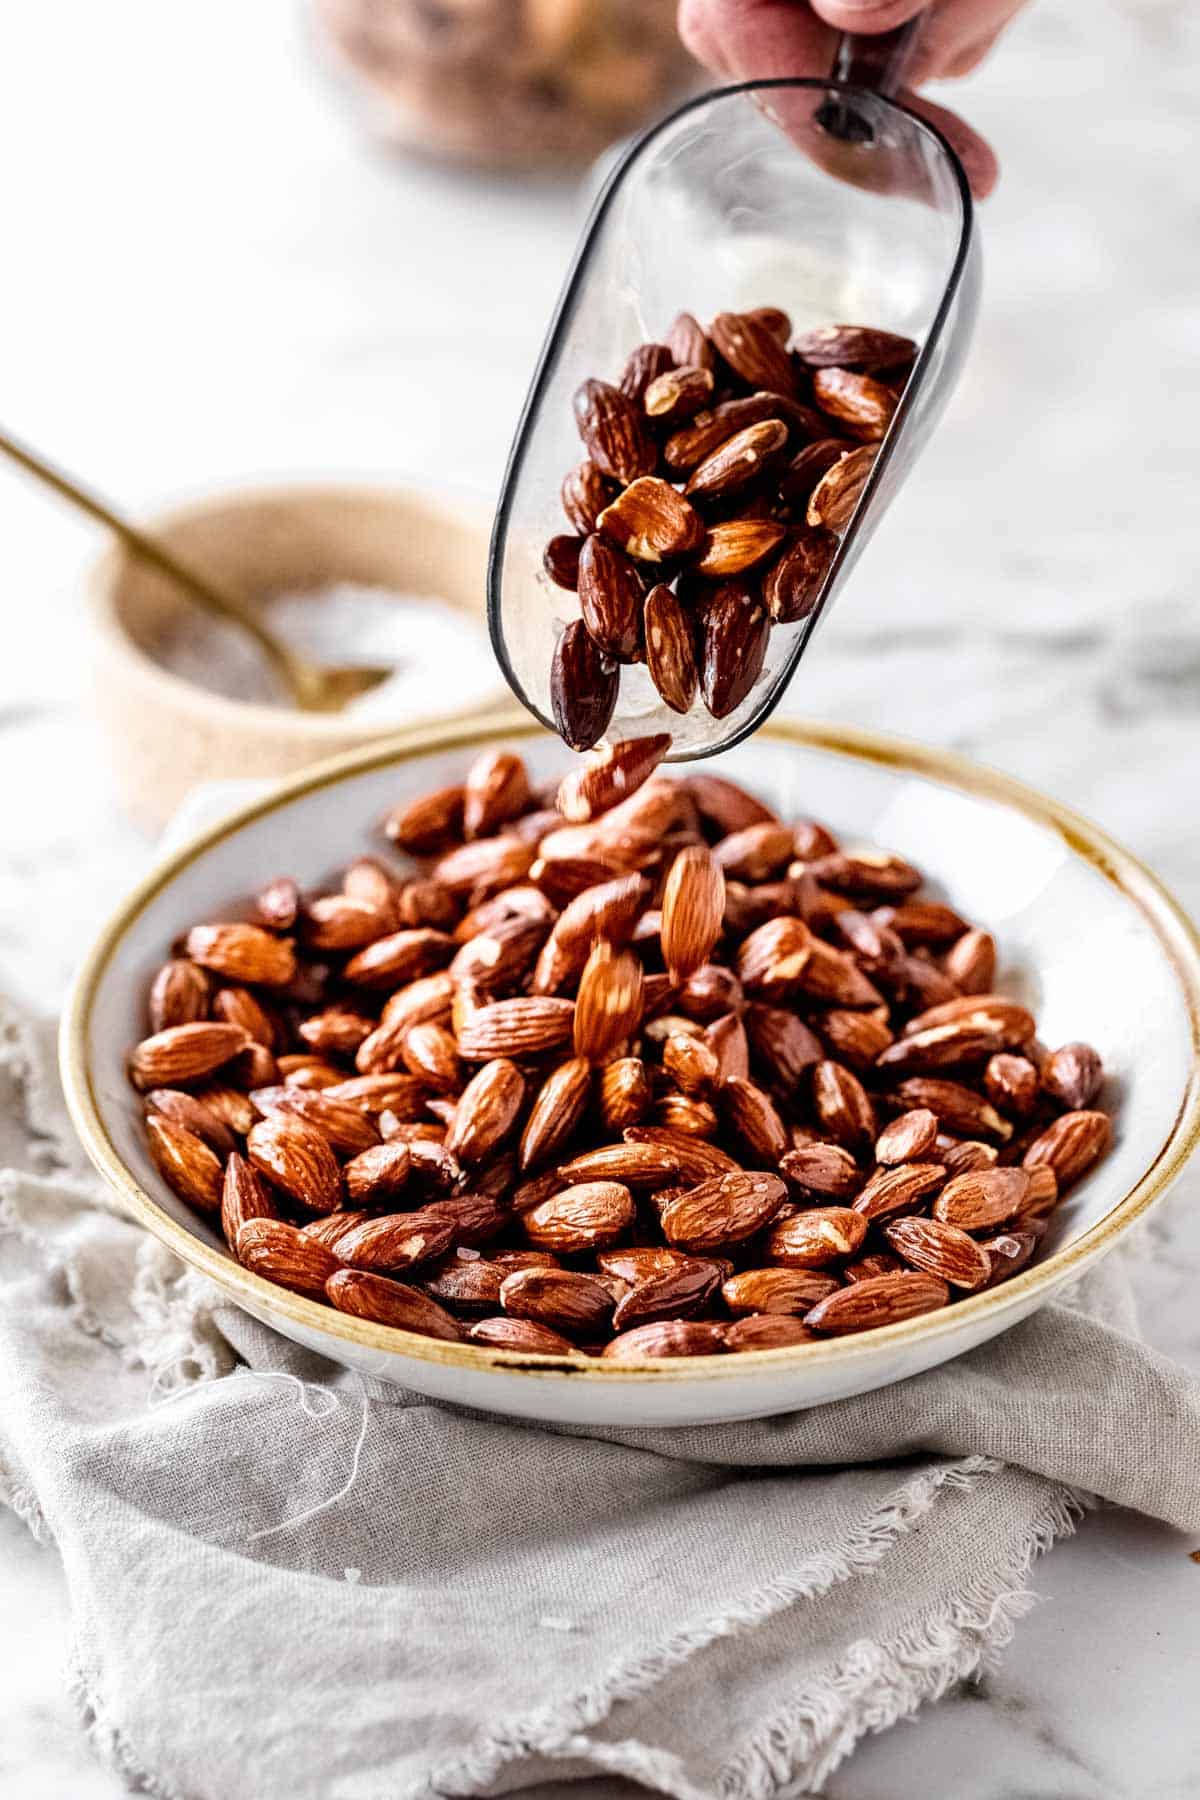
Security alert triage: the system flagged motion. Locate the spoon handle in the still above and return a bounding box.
[0,425,306,704]
[829,19,922,98]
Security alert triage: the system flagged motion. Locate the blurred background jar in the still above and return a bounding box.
[312,0,698,170]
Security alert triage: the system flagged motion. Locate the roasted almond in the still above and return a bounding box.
[326,1268,463,1339]
[763,526,838,624]
[573,377,656,484]
[469,1315,580,1355]
[721,1267,839,1316]
[891,1078,1013,1143]
[719,1076,788,1162]
[933,1167,1031,1230]
[620,340,674,402]
[768,1209,866,1269]
[805,1271,949,1335]
[980,1230,1040,1288]
[237,1219,343,1298]
[421,1192,510,1248]
[1041,1043,1104,1112]
[876,1021,1008,1077]
[723,1315,816,1352]
[806,444,876,532]
[644,361,715,422]
[253,875,300,932]
[811,1059,876,1150]
[334,1209,456,1272]
[943,928,997,994]
[1022,1110,1111,1189]
[145,1114,224,1214]
[780,1143,862,1203]
[550,621,619,753]
[777,440,852,509]
[667,311,715,371]
[598,1057,651,1131]
[558,1142,679,1188]
[561,458,618,536]
[612,1258,722,1331]
[556,735,672,824]
[129,1021,250,1092]
[598,476,704,563]
[602,1320,726,1360]
[184,923,296,988]
[884,1215,991,1289]
[343,1142,413,1205]
[984,1053,1040,1118]
[743,1004,823,1094]
[248,1086,380,1157]
[302,894,391,953]
[875,1108,939,1166]
[792,324,916,371]
[736,916,813,1000]
[422,1252,505,1313]
[519,1058,591,1170]
[811,367,897,440]
[643,582,699,714]
[446,1058,525,1163]
[660,843,725,980]
[695,517,787,578]
[148,959,210,1032]
[709,311,795,397]
[685,419,788,502]
[384,784,465,852]
[660,1170,786,1252]
[573,941,644,1062]
[500,1265,614,1338]
[246,1113,343,1215]
[522,1181,635,1252]
[461,748,531,838]
[902,994,1036,1046]
[145,1087,238,1160]
[341,928,455,990]
[456,996,575,1060]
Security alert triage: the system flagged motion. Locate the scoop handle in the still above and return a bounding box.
[830,18,922,97]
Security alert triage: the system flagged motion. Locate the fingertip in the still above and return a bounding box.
[809,0,925,35]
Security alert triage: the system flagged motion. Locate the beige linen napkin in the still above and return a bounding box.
[2,987,1199,1800]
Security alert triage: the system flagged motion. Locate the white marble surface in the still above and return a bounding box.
[1,1,1198,1795]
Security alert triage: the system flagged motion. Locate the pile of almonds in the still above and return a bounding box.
[546,311,915,748]
[129,736,1112,1361]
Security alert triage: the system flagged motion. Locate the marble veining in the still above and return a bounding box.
[1,0,1197,1794]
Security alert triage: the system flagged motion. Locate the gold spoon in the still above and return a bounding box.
[0,427,395,713]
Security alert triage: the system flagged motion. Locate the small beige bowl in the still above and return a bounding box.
[85,481,508,829]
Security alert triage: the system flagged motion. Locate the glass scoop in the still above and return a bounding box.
[488,49,980,757]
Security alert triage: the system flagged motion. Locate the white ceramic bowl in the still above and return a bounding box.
[61,714,1200,1426]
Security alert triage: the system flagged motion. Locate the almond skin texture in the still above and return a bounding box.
[805,1271,950,1335]
[598,1058,651,1132]
[249,1086,380,1157]
[522,1182,636,1253]
[237,1220,342,1298]
[146,1088,238,1160]
[695,518,787,578]
[145,1114,224,1214]
[220,1152,278,1244]
[601,1321,726,1361]
[792,324,916,370]
[661,845,726,980]
[806,444,876,532]
[500,1266,614,1338]
[686,419,789,503]
[709,311,795,397]
[148,959,211,1033]
[852,1162,948,1223]
[446,1059,525,1164]
[550,621,618,752]
[765,1208,867,1268]
[643,583,700,714]
[129,1022,251,1092]
[875,1108,940,1165]
[1041,1043,1104,1112]
[644,362,716,422]
[660,1171,787,1253]
[574,377,656,484]
[469,1316,581,1356]
[811,367,897,440]
[456,998,575,1061]
[559,1143,680,1189]
[1022,1110,1112,1190]
[933,1168,1031,1231]
[520,1058,591,1170]
[326,1269,463,1340]
[333,1211,457,1273]
[246,1114,343,1214]
[597,477,704,563]
[763,527,838,624]
[723,1315,816,1352]
[184,923,297,988]
[556,736,672,824]
[612,1259,722,1332]
[699,583,772,719]
[780,1141,862,1200]
[573,942,644,1062]
[562,459,618,536]
[343,1143,412,1205]
[884,1216,992,1290]
[722,1268,840,1316]
[811,1060,876,1151]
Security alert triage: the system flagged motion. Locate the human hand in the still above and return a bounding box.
[677,0,1030,196]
